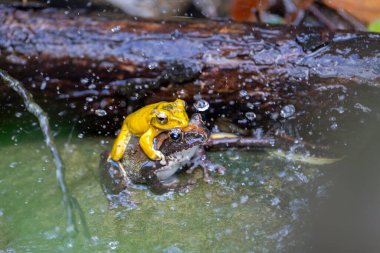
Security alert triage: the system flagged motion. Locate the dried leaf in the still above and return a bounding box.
[230,0,270,21]
[322,0,380,23]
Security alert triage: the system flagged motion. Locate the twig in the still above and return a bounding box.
[337,9,367,31]
[205,136,276,150]
[307,4,336,31]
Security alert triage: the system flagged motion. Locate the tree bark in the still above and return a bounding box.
[0,6,379,139]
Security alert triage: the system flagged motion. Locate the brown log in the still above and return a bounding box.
[0,5,379,142]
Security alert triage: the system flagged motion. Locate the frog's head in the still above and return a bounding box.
[150,99,189,130]
[159,113,209,156]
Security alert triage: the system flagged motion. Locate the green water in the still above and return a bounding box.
[0,121,324,252]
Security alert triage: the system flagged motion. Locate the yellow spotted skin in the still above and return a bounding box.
[109,99,189,162]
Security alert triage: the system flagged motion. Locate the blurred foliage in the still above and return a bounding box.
[368,19,380,32]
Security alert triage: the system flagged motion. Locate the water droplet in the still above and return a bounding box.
[246,102,254,109]
[330,122,338,130]
[354,103,372,113]
[66,239,74,248]
[95,109,107,117]
[9,162,18,168]
[40,81,47,90]
[245,111,256,121]
[240,195,249,204]
[108,240,119,250]
[111,26,121,32]
[280,105,296,118]
[194,99,209,112]
[271,197,280,206]
[15,112,22,118]
[239,90,248,97]
[163,245,183,253]
[91,236,99,243]
[80,78,89,84]
[270,112,279,120]
[333,107,345,114]
[77,133,84,139]
[148,62,158,70]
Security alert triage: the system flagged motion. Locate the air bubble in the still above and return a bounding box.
[245,111,256,121]
[194,99,209,112]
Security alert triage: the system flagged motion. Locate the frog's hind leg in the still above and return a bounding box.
[109,123,131,161]
[108,123,132,177]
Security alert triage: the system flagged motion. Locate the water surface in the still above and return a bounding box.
[0,122,325,252]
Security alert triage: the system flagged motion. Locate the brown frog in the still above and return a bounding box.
[100,113,226,201]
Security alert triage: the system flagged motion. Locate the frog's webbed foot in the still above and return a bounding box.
[157,151,167,165]
[186,148,226,183]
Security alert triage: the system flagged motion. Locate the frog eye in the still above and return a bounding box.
[169,129,182,141]
[156,112,168,124]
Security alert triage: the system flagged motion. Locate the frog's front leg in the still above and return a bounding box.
[139,127,166,164]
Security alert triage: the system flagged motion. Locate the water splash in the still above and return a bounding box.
[0,69,84,235]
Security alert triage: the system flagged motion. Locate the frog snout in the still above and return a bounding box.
[184,132,208,145]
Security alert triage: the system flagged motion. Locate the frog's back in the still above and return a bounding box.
[125,102,161,136]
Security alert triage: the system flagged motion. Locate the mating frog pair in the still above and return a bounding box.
[101,113,226,196]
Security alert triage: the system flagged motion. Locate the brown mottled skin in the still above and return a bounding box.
[100,114,225,197]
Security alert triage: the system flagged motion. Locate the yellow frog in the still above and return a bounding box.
[108,99,189,168]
